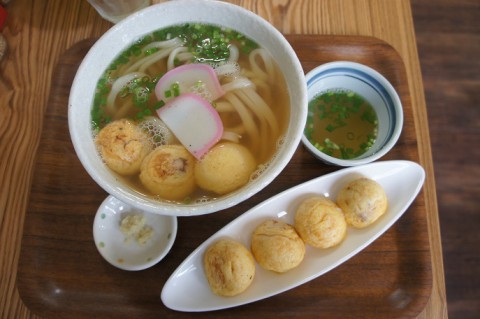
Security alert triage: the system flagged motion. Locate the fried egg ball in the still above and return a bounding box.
[95,119,152,175]
[294,196,347,249]
[251,220,305,273]
[336,178,388,228]
[195,142,256,195]
[139,145,195,201]
[203,238,255,297]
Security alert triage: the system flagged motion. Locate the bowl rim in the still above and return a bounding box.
[301,61,403,166]
[68,0,308,216]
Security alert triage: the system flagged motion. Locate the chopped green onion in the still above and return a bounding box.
[133,87,150,106]
[171,83,180,97]
[131,45,142,56]
[137,35,152,46]
[145,47,159,56]
[326,124,335,132]
[154,100,165,110]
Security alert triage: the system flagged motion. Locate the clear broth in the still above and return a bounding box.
[305,90,378,159]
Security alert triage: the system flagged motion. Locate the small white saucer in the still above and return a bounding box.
[93,195,177,271]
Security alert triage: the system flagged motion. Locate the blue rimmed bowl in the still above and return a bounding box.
[301,61,403,166]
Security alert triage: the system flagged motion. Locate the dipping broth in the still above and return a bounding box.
[305,90,378,159]
[91,23,290,204]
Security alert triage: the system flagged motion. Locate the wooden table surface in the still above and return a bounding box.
[0,0,447,318]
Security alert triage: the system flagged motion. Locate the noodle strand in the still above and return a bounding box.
[221,77,255,93]
[142,37,183,52]
[167,46,190,70]
[224,93,259,152]
[124,46,178,73]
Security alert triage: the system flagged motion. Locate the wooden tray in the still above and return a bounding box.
[18,35,432,318]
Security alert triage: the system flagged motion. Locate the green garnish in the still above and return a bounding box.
[171,83,180,97]
[305,89,378,159]
[133,87,150,106]
[154,100,165,110]
[144,48,158,56]
[152,23,258,63]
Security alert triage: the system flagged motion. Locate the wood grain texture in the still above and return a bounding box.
[412,1,480,318]
[0,0,447,318]
[17,35,430,319]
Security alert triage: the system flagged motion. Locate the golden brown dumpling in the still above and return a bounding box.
[336,178,388,228]
[251,220,305,273]
[195,142,256,195]
[203,238,255,297]
[95,119,152,175]
[139,145,195,200]
[294,196,347,249]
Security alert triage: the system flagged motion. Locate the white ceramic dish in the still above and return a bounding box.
[302,61,403,166]
[68,0,307,216]
[161,160,425,311]
[93,195,177,271]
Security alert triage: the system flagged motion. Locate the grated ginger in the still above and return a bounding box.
[120,214,154,245]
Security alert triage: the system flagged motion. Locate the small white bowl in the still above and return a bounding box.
[93,195,177,271]
[302,61,403,166]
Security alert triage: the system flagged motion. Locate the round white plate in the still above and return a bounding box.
[93,195,177,271]
[161,160,425,311]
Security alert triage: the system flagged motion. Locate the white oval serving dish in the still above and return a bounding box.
[161,160,425,311]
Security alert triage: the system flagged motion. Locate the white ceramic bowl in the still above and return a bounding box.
[302,61,403,166]
[69,0,307,216]
[93,195,177,271]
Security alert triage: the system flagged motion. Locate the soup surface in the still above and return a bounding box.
[91,23,290,203]
[305,90,378,159]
